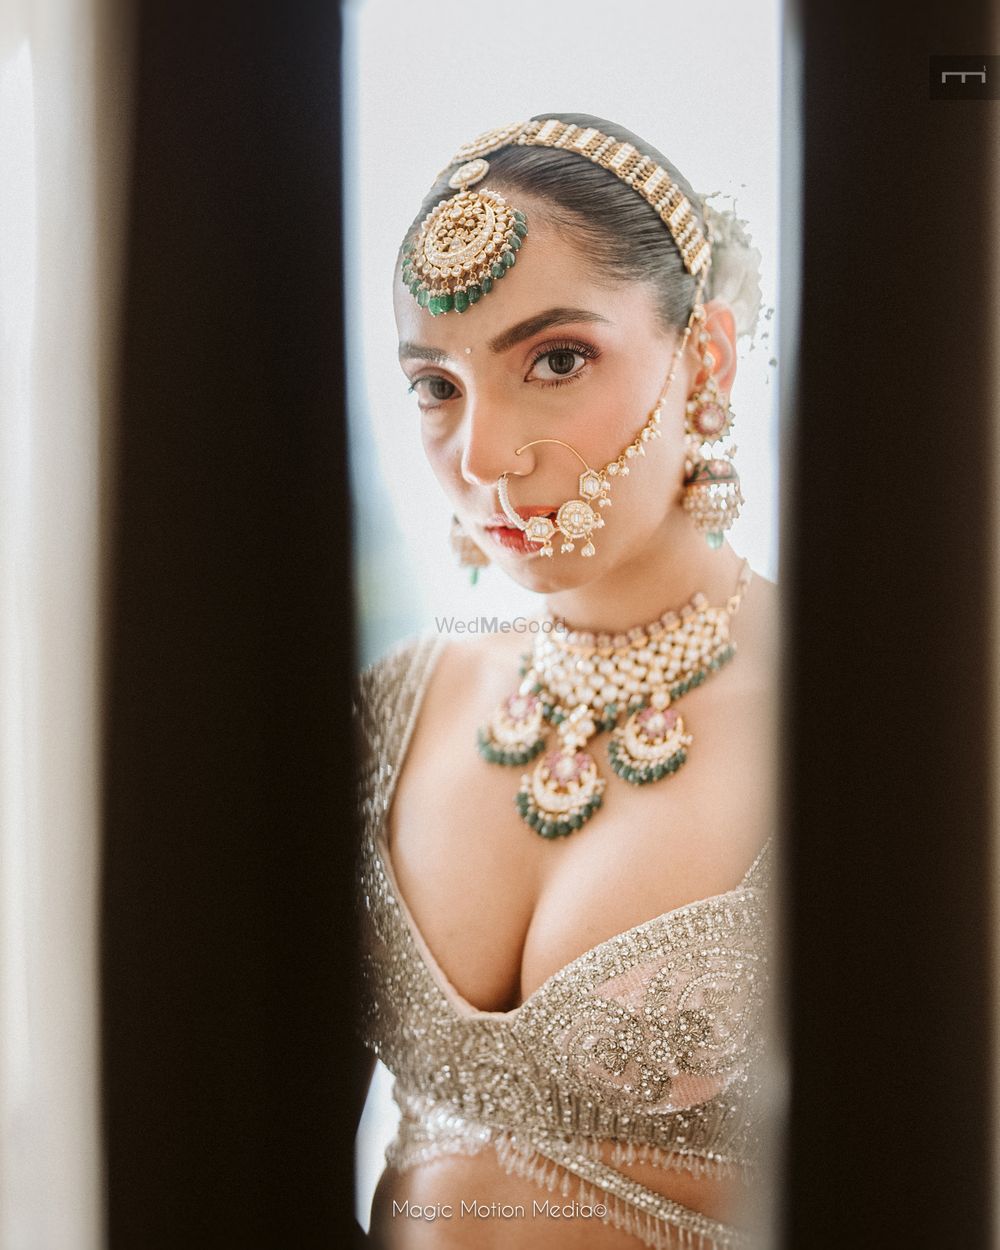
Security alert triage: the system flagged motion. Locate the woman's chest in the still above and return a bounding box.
[385,664,772,1014]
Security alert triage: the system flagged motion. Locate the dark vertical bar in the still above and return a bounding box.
[781,2,996,1245]
[101,3,359,1246]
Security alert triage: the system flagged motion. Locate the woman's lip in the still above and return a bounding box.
[484,505,558,527]
[486,526,544,554]
[481,505,557,554]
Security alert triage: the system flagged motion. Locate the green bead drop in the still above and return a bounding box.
[467,284,482,304]
[706,530,724,549]
[454,289,469,313]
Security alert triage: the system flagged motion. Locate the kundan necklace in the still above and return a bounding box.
[478,560,752,838]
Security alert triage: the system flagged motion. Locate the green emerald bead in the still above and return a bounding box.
[481,275,493,293]
[706,530,724,550]
[467,284,482,304]
[514,209,526,224]
[417,287,430,307]
[440,293,454,312]
[508,233,522,251]
[454,290,469,313]
[501,250,515,269]
[409,280,420,296]
[569,815,583,829]
[513,220,528,238]
[491,262,505,279]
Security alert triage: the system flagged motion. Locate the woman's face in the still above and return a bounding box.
[393,190,733,595]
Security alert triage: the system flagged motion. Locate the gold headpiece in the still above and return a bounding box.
[401,184,527,316]
[450,119,712,278]
[404,119,712,315]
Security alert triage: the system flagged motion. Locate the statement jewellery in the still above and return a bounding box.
[496,272,707,560]
[477,561,751,837]
[411,118,749,567]
[403,119,711,317]
[682,310,744,547]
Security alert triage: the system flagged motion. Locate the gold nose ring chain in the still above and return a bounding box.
[498,440,610,558]
[495,285,702,559]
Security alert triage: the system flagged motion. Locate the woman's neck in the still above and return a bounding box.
[543,512,744,634]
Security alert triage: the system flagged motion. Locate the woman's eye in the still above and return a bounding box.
[528,349,589,383]
[409,376,458,403]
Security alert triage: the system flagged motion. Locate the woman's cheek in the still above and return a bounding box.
[420,423,463,492]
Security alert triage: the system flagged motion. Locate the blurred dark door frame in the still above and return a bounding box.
[780,2,996,1245]
[101,3,361,1246]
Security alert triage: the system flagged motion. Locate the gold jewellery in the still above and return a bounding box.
[420,118,746,560]
[682,308,744,547]
[496,277,706,560]
[477,560,752,837]
[403,119,711,316]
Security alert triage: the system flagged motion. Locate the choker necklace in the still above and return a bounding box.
[477,561,752,837]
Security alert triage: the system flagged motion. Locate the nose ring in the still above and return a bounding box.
[497,438,610,558]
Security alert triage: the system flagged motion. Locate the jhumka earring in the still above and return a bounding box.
[449,515,490,585]
[682,310,744,548]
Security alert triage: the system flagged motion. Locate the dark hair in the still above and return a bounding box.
[402,112,707,332]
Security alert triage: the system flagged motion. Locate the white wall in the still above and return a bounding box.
[0,1,129,1246]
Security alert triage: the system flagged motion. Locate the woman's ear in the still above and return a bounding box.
[696,298,738,396]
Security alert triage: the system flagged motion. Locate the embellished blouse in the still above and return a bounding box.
[355,633,775,1250]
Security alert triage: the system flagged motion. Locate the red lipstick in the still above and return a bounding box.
[483,504,557,556]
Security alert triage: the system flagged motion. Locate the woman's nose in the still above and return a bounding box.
[459,391,534,487]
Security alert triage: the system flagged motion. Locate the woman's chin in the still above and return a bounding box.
[490,550,615,595]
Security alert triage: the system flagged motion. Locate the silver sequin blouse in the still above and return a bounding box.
[355,633,774,1250]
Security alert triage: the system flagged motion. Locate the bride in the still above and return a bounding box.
[355,114,777,1250]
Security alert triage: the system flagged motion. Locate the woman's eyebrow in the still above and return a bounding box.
[488,307,610,354]
[397,308,609,365]
[397,342,450,364]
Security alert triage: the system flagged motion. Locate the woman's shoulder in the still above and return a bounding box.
[354,631,443,752]
[358,625,525,706]
[357,629,440,703]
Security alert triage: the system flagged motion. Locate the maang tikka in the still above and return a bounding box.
[403,119,711,316]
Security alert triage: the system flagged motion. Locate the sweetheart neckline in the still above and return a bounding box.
[374,828,769,1021]
[373,631,771,1021]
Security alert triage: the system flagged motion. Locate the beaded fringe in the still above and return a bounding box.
[491,1131,749,1250]
[607,1137,753,1186]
